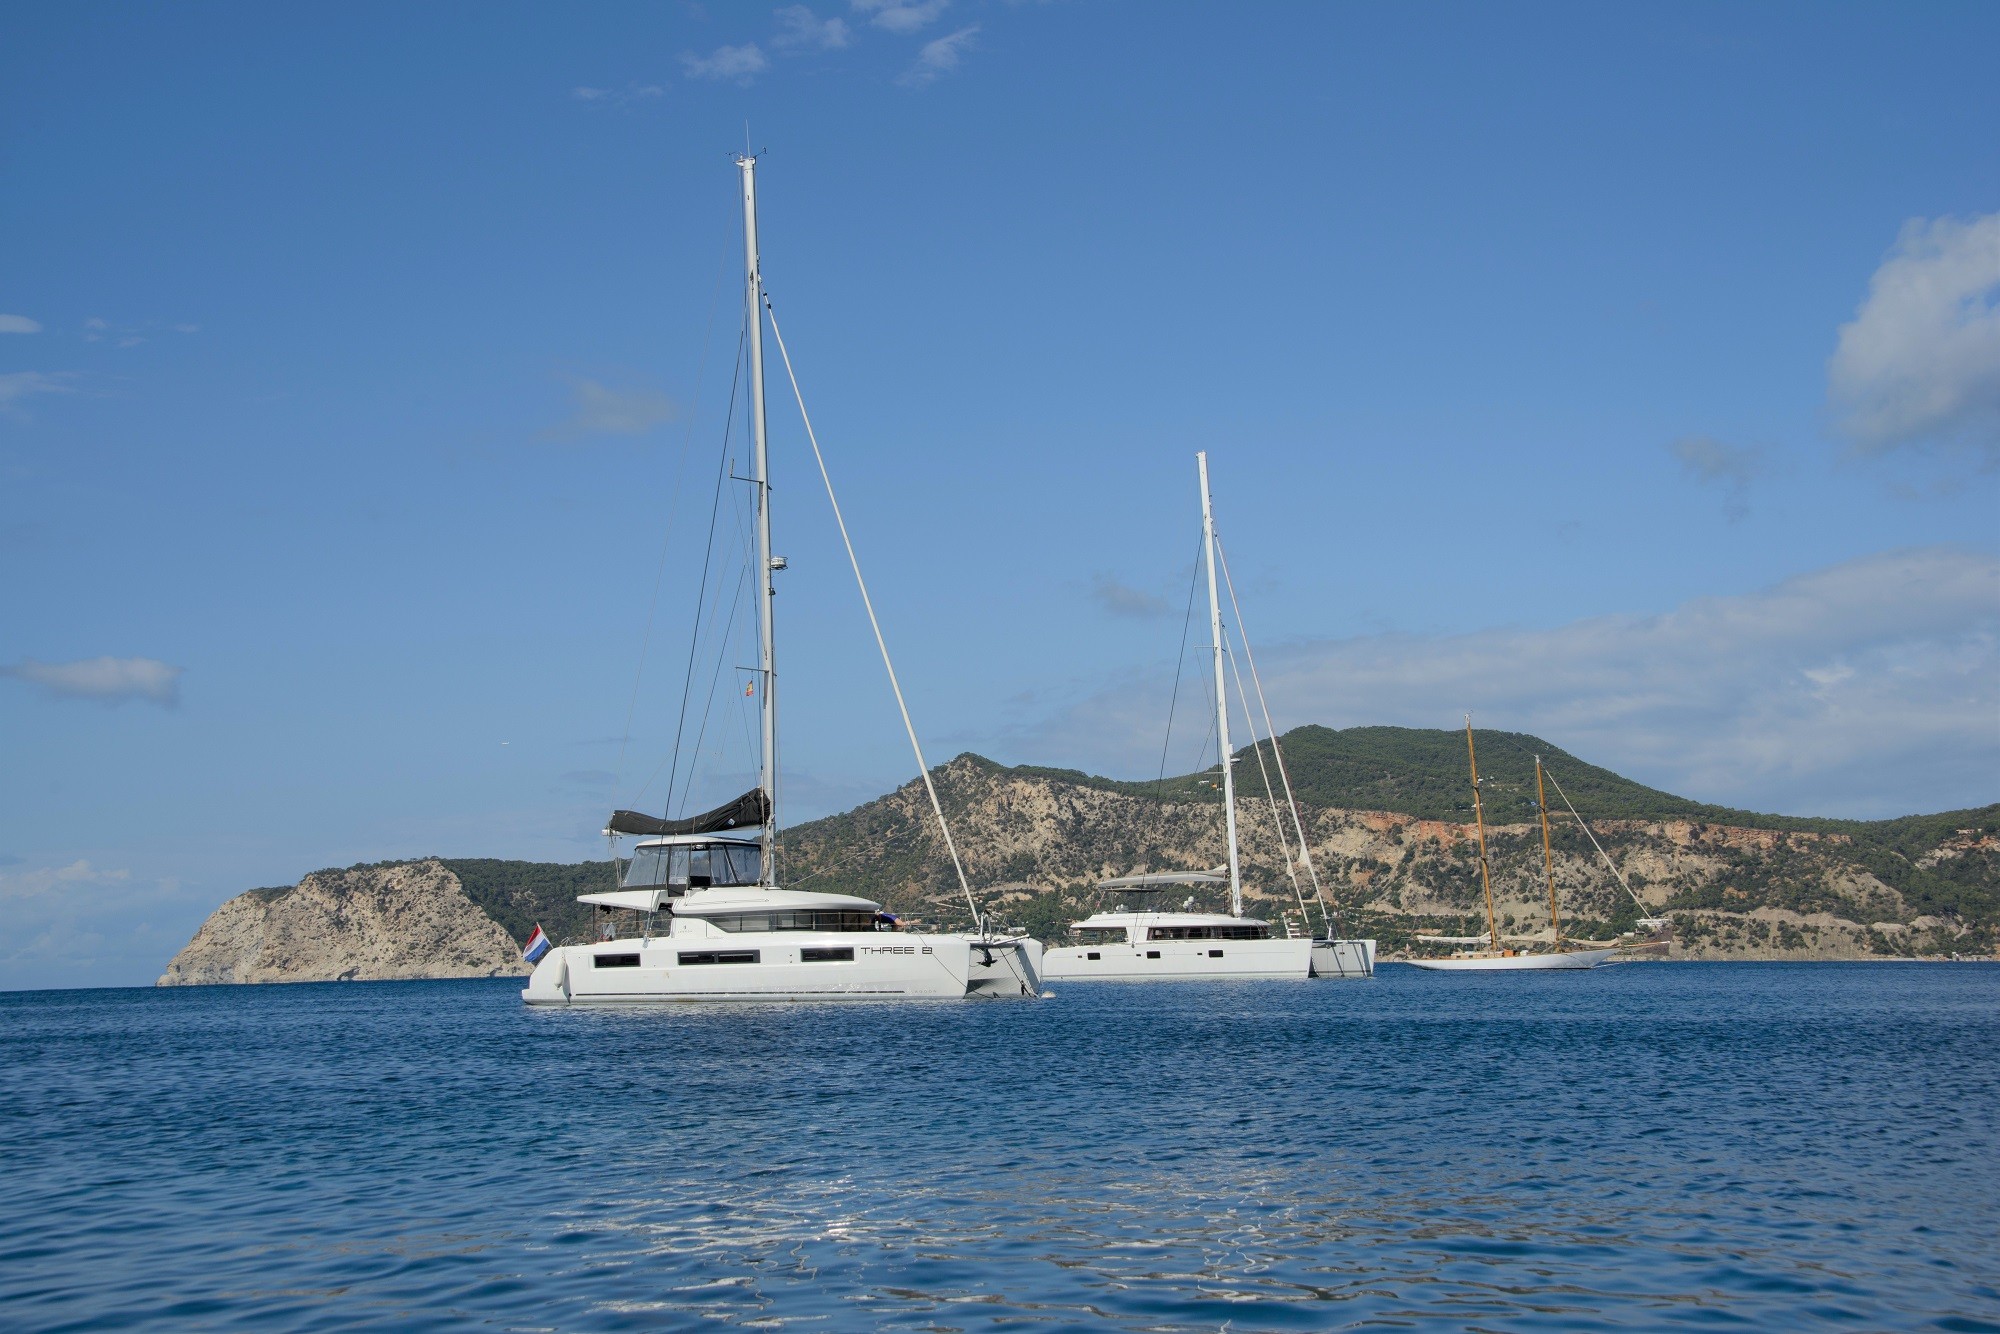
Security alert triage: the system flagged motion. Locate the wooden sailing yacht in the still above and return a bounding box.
[1406,719,1618,971]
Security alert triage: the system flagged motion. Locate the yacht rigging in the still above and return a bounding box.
[524,156,1041,1003]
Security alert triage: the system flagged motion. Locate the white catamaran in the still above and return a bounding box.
[524,157,1042,1004]
[1043,453,1375,983]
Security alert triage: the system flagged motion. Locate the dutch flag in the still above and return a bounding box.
[522,924,551,964]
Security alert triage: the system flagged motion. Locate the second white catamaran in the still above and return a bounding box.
[524,157,1040,1004]
[1043,454,1375,983]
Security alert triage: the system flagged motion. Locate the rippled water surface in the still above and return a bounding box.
[3,964,1998,1330]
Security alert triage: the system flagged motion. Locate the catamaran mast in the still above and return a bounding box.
[738,154,779,885]
[1536,755,1563,947]
[1198,452,1243,919]
[1465,716,1500,952]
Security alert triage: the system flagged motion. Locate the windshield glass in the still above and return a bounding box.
[623,841,762,889]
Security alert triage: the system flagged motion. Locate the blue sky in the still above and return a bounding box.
[3,1,1996,989]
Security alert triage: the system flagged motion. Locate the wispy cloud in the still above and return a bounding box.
[0,860,129,903]
[681,43,771,83]
[542,376,679,440]
[774,5,851,50]
[79,316,200,346]
[854,0,950,35]
[1007,548,2000,819]
[1830,212,2000,462]
[0,314,42,334]
[0,370,76,413]
[2,656,184,707]
[1090,573,1172,619]
[899,24,978,85]
[1668,435,1766,520]
[571,83,666,104]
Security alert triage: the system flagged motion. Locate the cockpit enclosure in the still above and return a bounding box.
[1074,926,1129,944]
[621,836,764,895]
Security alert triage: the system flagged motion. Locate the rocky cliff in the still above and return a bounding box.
[158,859,529,985]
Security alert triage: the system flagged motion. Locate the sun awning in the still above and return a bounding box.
[606,788,770,838]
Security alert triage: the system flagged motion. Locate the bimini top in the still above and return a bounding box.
[1096,869,1226,890]
[603,788,769,838]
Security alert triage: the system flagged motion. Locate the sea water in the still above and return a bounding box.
[2,963,1996,1330]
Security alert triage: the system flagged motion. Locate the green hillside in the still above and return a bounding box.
[351,727,1993,953]
[1016,725,1916,831]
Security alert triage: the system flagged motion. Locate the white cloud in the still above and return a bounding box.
[899,24,978,85]
[854,0,950,34]
[1829,212,2000,460]
[1006,548,2000,819]
[681,43,771,82]
[542,376,679,440]
[0,370,76,411]
[2,656,184,707]
[774,5,851,50]
[0,314,41,334]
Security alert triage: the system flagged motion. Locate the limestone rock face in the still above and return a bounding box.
[158,859,528,985]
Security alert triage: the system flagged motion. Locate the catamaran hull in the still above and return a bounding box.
[1310,938,1377,978]
[1043,935,1313,982]
[1405,948,1618,971]
[523,934,1043,1003]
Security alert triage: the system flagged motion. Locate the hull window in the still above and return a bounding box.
[1085,952,1101,961]
[800,947,854,963]
[1146,950,1161,959]
[1209,949,1224,957]
[678,950,760,966]
[592,953,642,969]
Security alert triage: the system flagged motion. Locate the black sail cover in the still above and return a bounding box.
[606,788,771,838]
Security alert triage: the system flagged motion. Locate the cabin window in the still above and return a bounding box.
[1146,950,1161,959]
[1209,949,1224,957]
[1085,952,1101,961]
[800,947,853,963]
[710,910,877,933]
[1075,926,1128,944]
[1147,924,1270,941]
[592,953,641,969]
[677,950,760,965]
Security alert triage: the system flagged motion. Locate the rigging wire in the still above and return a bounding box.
[1152,536,1207,803]
[660,319,749,818]
[1214,535,1338,936]
[1224,624,1313,931]
[761,295,986,932]
[680,566,753,816]
[1543,764,1653,914]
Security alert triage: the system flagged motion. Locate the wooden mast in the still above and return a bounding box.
[1536,755,1563,949]
[1465,716,1501,954]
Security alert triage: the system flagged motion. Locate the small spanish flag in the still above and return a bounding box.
[744,680,755,697]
